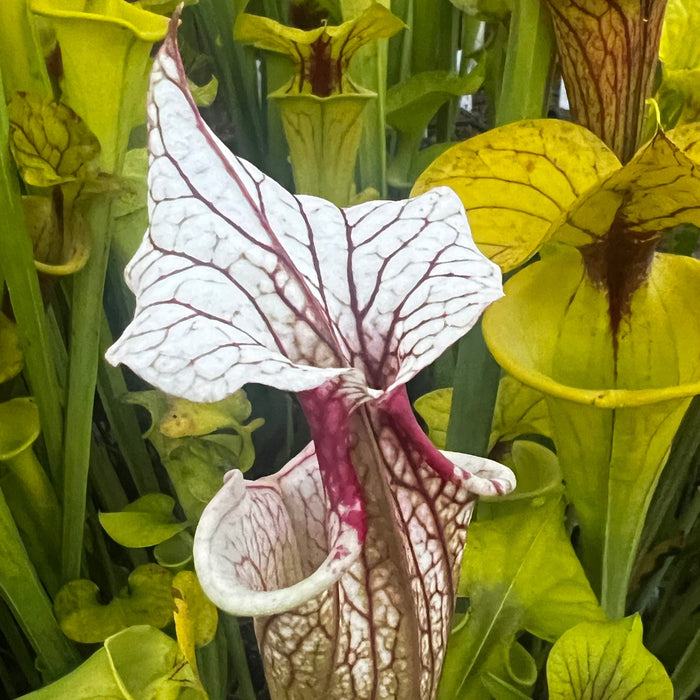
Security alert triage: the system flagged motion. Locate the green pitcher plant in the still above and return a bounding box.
[414,118,700,618]
[234,2,404,206]
[106,14,515,699]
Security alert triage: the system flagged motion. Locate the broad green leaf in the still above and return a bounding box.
[438,443,604,699]
[154,531,194,571]
[414,377,551,453]
[54,564,175,643]
[7,92,100,187]
[159,391,255,438]
[547,616,673,699]
[22,195,90,275]
[386,68,485,189]
[172,571,218,677]
[414,387,452,449]
[99,493,189,548]
[0,312,23,383]
[412,119,620,271]
[188,75,218,107]
[491,375,550,447]
[19,625,206,699]
[124,389,262,520]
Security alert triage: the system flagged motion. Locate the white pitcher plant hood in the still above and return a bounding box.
[107,13,515,699]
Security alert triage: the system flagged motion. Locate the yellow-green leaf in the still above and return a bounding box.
[159,392,254,437]
[99,493,188,548]
[547,616,673,699]
[414,387,452,449]
[54,564,175,643]
[20,625,206,700]
[7,92,100,187]
[491,375,550,448]
[0,313,23,384]
[439,446,604,699]
[172,571,218,678]
[411,119,620,271]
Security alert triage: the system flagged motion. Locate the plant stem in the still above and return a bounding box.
[496,0,555,126]
[61,201,114,583]
[0,487,79,681]
[223,615,256,700]
[672,626,700,700]
[445,319,500,457]
[0,83,63,487]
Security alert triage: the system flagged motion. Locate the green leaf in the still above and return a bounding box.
[412,119,620,271]
[172,571,218,679]
[7,92,100,187]
[188,75,218,107]
[415,377,552,454]
[154,531,194,571]
[158,392,254,438]
[491,375,550,447]
[0,311,23,383]
[438,445,604,699]
[124,389,262,520]
[414,387,452,449]
[19,625,206,699]
[99,494,189,548]
[386,68,484,188]
[54,564,175,643]
[547,616,673,699]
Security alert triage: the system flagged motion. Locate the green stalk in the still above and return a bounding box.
[0,488,79,681]
[0,598,41,690]
[223,615,256,700]
[446,2,554,457]
[341,0,391,198]
[189,0,265,165]
[97,314,160,495]
[61,201,114,583]
[0,79,63,486]
[672,627,700,700]
[496,0,555,125]
[445,320,500,457]
[1,448,61,595]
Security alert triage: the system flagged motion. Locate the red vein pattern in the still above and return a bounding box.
[544,0,667,163]
[107,13,515,700]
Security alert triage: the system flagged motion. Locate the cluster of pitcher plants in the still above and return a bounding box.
[0,0,699,698]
